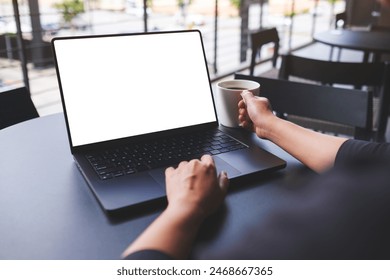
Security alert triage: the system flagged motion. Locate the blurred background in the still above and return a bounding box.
[1,0,388,116]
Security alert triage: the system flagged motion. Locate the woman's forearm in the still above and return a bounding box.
[265,117,348,173]
[239,92,348,173]
[122,206,203,259]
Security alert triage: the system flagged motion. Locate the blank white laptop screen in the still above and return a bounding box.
[53,31,217,147]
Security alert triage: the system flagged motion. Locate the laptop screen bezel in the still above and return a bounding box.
[51,30,219,153]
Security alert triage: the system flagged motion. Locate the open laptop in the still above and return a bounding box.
[51,30,286,214]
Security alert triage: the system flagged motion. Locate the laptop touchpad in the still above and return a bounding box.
[149,156,241,188]
[148,168,167,188]
[213,155,241,178]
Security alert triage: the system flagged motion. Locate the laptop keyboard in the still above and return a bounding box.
[85,129,247,180]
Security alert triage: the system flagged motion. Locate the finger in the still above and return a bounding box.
[238,107,247,115]
[201,154,215,167]
[238,111,251,122]
[238,99,246,109]
[240,120,254,131]
[178,160,188,169]
[240,90,255,105]
[218,171,229,194]
[165,166,175,177]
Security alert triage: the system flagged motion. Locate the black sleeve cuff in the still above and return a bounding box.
[335,139,390,166]
[124,249,174,260]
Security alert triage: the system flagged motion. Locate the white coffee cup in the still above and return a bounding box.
[216,79,260,127]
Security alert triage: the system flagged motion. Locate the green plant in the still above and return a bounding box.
[230,0,241,9]
[177,0,192,7]
[54,0,84,25]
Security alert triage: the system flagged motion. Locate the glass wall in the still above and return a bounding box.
[0,0,345,115]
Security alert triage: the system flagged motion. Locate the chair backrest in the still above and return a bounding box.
[235,74,373,140]
[278,54,390,141]
[0,87,39,129]
[335,11,347,29]
[249,27,280,76]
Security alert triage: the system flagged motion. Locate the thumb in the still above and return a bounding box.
[240,90,255,105]
[218,171,229,194]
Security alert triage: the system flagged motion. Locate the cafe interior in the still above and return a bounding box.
[1,0,390,260]
[2,0,390,138]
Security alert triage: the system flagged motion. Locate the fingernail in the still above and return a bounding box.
[241,90,250,103]
[240,90,249,97]
[219,171,229,189]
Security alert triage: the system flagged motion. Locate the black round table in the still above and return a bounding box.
[313,29,390,62]
[0,113,308,259]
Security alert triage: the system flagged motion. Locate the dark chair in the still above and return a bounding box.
[335,11,347,29]
[369,25,390,62]
[332,11,347,61]
[0,87,39,129]
[235,74,373,141]
[249,27,280,78]
[278,54,390,141]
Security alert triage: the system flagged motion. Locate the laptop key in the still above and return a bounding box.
[211,145,222,150]
[135,164,149,172]
[210,150,221,155]
[100,173,114,180]
[125,169,136,175]
[220,142,235,148]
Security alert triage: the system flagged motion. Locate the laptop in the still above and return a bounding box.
[51,30,286,214]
